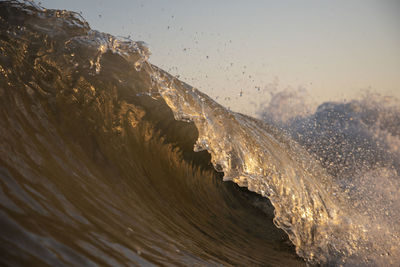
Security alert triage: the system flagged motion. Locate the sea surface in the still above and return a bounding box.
[1,1,399,266]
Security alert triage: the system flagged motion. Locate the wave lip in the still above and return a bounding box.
[143,23,400,267]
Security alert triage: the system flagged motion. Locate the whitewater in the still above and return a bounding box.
[0,1,399,266]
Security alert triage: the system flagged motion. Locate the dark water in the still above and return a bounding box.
[0,1,399,266]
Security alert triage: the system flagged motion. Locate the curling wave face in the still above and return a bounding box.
[1,1,399,266]
[0,1,302,266]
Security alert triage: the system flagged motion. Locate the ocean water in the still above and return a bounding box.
[0,1,399,266]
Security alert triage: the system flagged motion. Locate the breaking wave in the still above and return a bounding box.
[1,1,399,266]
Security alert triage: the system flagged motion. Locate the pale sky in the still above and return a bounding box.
[40,0,399,114]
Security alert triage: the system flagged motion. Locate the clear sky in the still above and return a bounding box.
[40,0,399,113]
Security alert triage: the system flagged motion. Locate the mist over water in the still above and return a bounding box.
[1,1,399,266]
[257,90,400,264]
